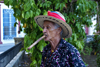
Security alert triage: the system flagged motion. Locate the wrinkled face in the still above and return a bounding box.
[43,21,60,41]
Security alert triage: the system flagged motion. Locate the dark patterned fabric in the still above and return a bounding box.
[40,39,86,67]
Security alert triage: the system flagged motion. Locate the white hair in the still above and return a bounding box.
[54,23,63,37]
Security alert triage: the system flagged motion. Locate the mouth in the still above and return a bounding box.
[45,35,47,38]
[44,34,48,38]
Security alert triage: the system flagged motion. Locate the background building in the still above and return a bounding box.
[0,1,25,44]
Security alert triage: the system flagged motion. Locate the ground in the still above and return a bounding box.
[81,54,97,67]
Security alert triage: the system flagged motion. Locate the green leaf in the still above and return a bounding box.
[14,22,18,27]
[33,22,37,28]
[19,26,22,31]
[35,9,41,16]
[32,60,37,65]
[24,2,31,11]
[60,3,65,10]
[74,34,77,41]
[69,0,72,2]
[21,19,25,24]
[15,9,21,16]
[55,3,60,10]
[37,41,44,52]
[40,3,43,7]
[47,1,51,7]
[30,10,34,18]
[43,10,47,15]
[30,0,35,6]
[9,0,13,5]
[76,41,83,50]
[4,0,9,5]
[39,26,43,31]
[64,0,68,3]
[39,45,43,52]
[22,11,24,18]
[69,37,73,42]
[75,23,81,31]
[25,11,30,19]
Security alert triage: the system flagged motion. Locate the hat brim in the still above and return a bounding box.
[34,15,72,38]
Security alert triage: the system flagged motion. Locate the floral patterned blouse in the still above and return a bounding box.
[40,39,86,67]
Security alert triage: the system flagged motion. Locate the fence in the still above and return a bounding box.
[0,42,23,67]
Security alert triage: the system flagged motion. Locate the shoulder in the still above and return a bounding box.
[61,39,86,66]
[62,39,79,54]
[62,39,76,49]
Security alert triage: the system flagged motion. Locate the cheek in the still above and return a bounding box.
[48,30,57,37]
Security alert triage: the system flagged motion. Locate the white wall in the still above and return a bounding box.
[0,3,18,44]
[88,15,97,35]
[17,23,26,37]
[0,3,26,44]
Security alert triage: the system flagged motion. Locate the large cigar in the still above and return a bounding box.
[27,35,45,50]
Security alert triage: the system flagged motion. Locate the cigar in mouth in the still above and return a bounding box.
[27,35,45,50]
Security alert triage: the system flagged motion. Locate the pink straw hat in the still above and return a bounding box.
[34,11,72,38]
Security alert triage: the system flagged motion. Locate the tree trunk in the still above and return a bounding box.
[97,2,100,33]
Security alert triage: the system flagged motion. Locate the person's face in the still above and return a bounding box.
[43,21,60,41]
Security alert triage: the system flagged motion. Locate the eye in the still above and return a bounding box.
[47,26,50,29]
[43,26,44,29]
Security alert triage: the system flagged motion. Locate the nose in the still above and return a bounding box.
[43,27,46,33]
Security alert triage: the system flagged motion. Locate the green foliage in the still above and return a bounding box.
[14,22,18,27]
[4,0,97,66]
[97,53,100,67]
[84,46,93,55]
[90,35,100,53]
[95,22,100,32]
[84,35,100,56]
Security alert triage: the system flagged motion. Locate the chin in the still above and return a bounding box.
[44,39,48,41]
[44,38,49,41]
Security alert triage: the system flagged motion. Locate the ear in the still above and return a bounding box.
[57,27,62,34]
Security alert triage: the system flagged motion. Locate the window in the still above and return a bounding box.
[3,9,16,40]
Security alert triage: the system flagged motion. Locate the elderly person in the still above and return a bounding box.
[34,11,86,67]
